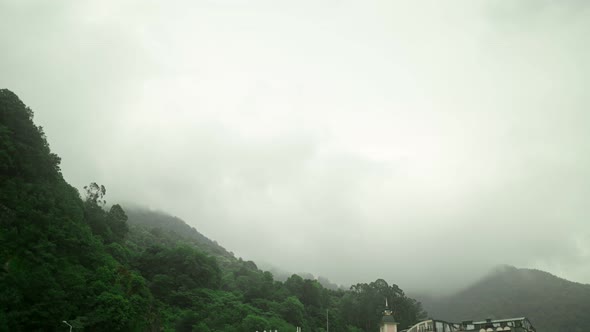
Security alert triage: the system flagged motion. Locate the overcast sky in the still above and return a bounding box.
[2,0,589,294]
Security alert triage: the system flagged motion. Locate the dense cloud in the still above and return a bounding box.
[1,0,589,293]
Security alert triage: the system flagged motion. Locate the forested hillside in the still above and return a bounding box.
[416,265,590,332]
[124,207,234,260]
[0,89,427,331]
[125,208,345,291]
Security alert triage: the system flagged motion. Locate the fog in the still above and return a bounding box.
[1,0,589,294]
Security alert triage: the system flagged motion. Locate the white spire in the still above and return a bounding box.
[384,297,393,316]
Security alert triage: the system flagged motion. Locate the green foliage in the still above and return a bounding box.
[135,244,221,305]
[0,90,150,331]
[83,183,129,244]
[107,204,130,243]
[125,207,234,259]
[242,314,270,331]
[0,89,428,331]
[279,296,305,325]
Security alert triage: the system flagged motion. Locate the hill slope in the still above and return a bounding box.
[0,89,153,330]
[417,265,590,332]
[124,206,235,260]
[1,89,428,331]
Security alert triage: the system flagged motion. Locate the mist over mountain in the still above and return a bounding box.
[3,88,589,331]
[415,265,590,332]
[2,0,590,330]
[124,205,346,289]
[2,1,590,294]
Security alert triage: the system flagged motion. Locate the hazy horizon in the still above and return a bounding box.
[2,0,589,294]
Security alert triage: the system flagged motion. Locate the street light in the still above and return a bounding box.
[62,320,72,332]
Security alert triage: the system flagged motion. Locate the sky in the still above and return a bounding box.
[1,0,590,294]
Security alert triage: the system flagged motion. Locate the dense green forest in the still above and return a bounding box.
[0,89,427,331]
[416,265,590,332]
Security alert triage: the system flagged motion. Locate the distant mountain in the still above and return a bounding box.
[415,265,590,332]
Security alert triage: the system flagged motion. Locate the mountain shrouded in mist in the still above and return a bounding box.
[3,1,590,331]
[416,265,590,332]
[1,89,428,331]
[2,1,589,292]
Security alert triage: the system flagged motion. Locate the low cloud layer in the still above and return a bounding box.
[2,0,589,293]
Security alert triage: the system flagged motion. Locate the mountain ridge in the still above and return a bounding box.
[2,88,584,331]
[125,205,351,291]
[124,203,590,332]
[415,265,590,332]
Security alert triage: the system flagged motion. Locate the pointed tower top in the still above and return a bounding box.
[383,297,393,316]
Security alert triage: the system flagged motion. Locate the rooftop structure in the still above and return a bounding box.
[400,317,536,332]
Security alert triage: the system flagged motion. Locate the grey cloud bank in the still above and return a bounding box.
[1,0,589,293]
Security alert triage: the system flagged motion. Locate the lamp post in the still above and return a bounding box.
[62,320,72,332]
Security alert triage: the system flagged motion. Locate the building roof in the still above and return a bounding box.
[381,315,398,324]
[472,317,527,324]
[402,317,535,332]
